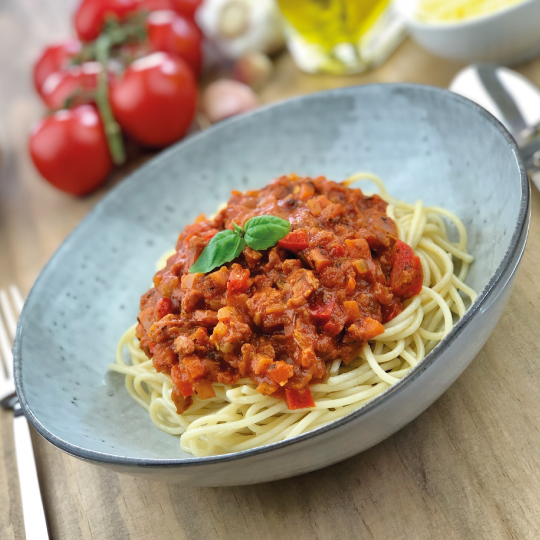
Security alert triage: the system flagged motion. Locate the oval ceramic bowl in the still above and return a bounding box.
[14,84,529,486]
[396,0,540,64]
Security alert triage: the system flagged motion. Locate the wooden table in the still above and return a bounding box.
[2,1,540,539]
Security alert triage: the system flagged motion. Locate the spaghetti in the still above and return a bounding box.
[110,173,477,457]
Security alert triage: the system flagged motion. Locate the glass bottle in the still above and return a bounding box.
[276,0,406,75]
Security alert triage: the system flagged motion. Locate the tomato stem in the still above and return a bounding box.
[95,35,125,166]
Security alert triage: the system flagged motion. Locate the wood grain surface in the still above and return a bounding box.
[1,1,540,539]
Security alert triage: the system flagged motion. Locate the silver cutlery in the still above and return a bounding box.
[450,64,540,190]
[0,286,49,539]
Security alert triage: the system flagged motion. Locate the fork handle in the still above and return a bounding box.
[13,414,49,539]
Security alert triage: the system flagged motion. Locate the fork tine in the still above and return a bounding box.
[9,286,24,319]
[0,307,13,381]
[0,289,17,341]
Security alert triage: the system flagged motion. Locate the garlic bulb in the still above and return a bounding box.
[196,0,285,60]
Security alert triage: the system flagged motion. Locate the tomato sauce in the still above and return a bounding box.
[136,175,423,412]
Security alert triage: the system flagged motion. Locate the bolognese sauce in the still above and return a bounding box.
[136,175,423,412]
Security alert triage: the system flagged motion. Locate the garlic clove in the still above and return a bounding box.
[202,78,259,123]
[233,51,273,90]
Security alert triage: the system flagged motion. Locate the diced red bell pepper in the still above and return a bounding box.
[177,377,195,398]
[156,297,173,319]
[390,240,423,299]
[278,229,309,253]
[285,387,316,410]
[309,296,335,323]
[171,366,195,397]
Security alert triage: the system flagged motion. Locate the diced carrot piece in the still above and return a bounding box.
[268,361,294,385]
[307,248,333,273]
[345,276,356,295]
[251,354,273,375]
[345,239,371,259]
[285,388,316,410]
[343,300,361,323]
[299,182,315,200]
[256,381,279,395]
[183,355,206,380]
[361,317,385,340]
[307,198,322,216]
[193,379,216,400]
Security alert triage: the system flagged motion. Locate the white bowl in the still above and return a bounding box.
[396,0,540,64]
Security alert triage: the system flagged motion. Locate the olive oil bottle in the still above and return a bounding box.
[276,0,405,74]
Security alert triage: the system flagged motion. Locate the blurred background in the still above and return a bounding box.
[2,0,540,294]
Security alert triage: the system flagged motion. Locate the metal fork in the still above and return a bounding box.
[0,286,49,539]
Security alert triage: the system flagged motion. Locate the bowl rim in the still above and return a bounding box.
[14,83,531,469]
[396,0,539,30]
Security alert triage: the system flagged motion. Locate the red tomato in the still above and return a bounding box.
[109,52,197,147]
[29,105,112,196]
[390,239,424,299]
[33,40,82,93]
[74,0,139,41]
[174,0,202,20]
[138,0,181,13]
[40,62,101,110]
[147,10,202,75]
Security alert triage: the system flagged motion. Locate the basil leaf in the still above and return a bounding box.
[189,230,246,273]
[244,215,291,251]
[232,222,245,235]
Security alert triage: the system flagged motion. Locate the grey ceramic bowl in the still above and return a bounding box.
[14,84,529,486]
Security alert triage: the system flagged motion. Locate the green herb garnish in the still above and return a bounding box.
[189,216,291,274]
